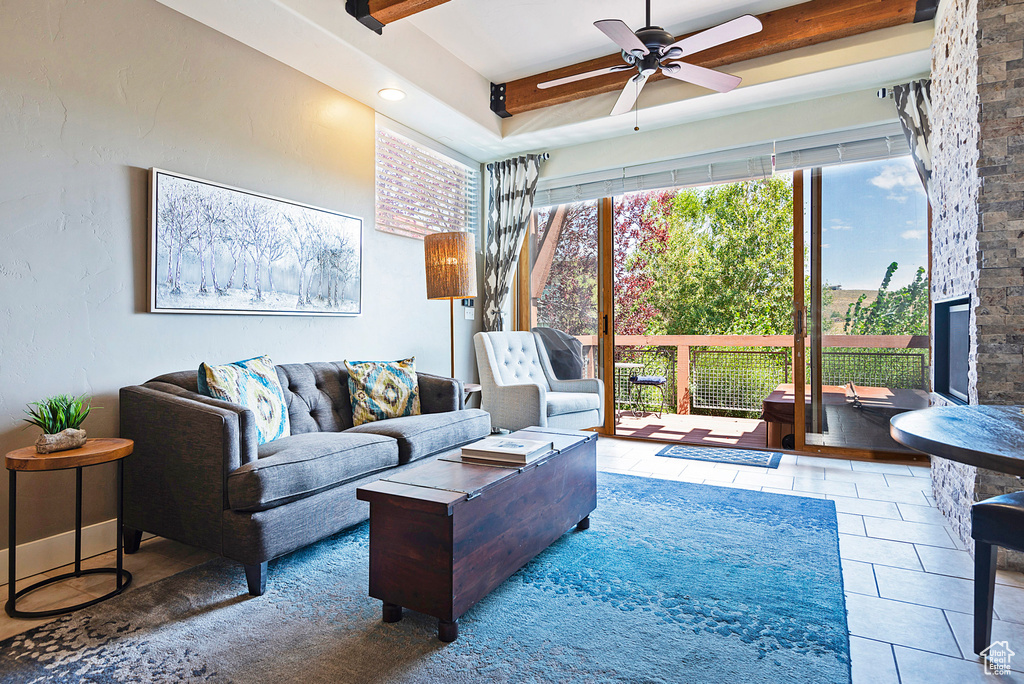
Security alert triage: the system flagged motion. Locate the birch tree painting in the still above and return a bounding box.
[151,170,361,315]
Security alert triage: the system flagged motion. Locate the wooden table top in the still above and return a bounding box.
[356,427,595,514]
[6,438,134,472]
[763,384,931,408]
[890,405,1024,477]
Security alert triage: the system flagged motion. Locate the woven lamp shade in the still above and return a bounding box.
[424,231,477,300]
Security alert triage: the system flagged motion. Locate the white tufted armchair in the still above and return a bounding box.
[473,331,604,432]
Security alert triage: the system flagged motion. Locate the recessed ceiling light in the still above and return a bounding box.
[378,88,406,102]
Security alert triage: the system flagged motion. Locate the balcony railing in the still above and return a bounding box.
[577,334,930,416]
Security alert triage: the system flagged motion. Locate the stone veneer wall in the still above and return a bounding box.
[930,0,1024,569]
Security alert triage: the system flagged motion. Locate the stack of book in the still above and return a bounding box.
[461,437,553,465]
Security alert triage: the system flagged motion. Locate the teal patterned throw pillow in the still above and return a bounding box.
[198,355,291,445]
[345,358,421,426]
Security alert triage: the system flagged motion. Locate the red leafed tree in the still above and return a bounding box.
[533,202,598,336]
[612,191,674,334]
[531,191,673,337]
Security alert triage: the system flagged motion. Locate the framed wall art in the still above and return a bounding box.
[149,168,362,316]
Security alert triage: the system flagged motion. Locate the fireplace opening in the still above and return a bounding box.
[934,297,970,403]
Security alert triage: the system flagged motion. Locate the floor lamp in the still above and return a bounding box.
[424,231,477,379]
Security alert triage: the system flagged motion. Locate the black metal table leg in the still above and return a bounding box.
[117,460,123,590]
[7,470,15,616]
[5,463,133,619]
[75,467,82,576]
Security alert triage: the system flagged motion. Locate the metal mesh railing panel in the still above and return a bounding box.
[819,350,926,389]
[690,349,790,413]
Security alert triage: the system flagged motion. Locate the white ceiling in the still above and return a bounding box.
[155,0,933,164]
[408,0,801,82]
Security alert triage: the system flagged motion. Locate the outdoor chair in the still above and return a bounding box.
[628,374,669,418]
[625,349,672,418]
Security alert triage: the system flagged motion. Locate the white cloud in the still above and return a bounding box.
[869,164,920,203]
[829,221,853,231]
[901,229,926,240]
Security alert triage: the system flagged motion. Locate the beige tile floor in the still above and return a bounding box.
[0,435,1019,683]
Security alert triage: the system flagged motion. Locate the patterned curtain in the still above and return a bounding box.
[482,154,543,331]
[894,80,933,200]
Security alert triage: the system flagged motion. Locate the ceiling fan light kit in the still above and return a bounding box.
[527,1,763,119]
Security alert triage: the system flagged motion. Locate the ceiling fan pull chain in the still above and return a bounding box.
[634,85,640,132]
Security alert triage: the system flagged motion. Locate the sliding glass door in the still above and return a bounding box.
[523,200,602,378]
[794,157,930,455]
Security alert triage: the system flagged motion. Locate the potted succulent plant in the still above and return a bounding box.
[24,394,95,454]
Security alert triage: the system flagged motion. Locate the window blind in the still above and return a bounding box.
[375,127,481,239]
[534,122,910,207]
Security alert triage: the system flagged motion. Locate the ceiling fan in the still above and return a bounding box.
[538,1,763,116]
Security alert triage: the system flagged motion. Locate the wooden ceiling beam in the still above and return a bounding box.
[346,0,451,34]
[491,0,936,118]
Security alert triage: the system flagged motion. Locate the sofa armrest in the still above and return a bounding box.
[480,382,547,431]
[418,372,462,413]
[143,382,261,463]
[119,384,257,554]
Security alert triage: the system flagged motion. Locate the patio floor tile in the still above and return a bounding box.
[873,564,975,614]
[845,593,960,656]
[863,518,957,548]
[843,559,879,596]
[850,637,898,684]
[893,646,1001,684]
[839,534,923,571]
[829,495,902,519]
[856,483,931,506]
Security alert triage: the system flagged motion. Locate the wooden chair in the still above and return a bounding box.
[971,491,1024,654]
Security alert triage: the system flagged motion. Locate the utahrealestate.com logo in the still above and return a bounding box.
[980,640,1015,676]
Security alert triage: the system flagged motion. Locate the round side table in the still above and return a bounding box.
[463,382,482,407]
[6,437,134,618]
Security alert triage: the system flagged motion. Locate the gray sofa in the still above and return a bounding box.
[119,362,491,595]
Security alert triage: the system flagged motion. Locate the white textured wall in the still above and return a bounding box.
[0,0,478,548]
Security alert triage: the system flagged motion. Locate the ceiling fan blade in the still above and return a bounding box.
[663,61,742,93]
[594,19,649,56]
[538,65,632,90]
[662,15,762,59]
[610,73,649,116]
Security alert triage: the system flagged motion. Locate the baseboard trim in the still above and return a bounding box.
[0,518,120,586]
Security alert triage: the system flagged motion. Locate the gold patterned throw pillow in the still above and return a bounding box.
[345,358,421,426]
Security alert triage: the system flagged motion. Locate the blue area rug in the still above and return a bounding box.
[0,474,849,683]
[657,444,784,468]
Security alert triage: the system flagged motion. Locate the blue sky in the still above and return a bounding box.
[816,157,929,290]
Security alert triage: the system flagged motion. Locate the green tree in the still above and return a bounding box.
[651,177,801,335]
[844,262,928,335]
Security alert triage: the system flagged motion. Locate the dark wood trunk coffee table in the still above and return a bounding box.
[355,426,597,642]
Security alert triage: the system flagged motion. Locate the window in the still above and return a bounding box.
[375,126,480,241]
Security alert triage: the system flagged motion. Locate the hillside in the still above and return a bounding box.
[822,289,877,333]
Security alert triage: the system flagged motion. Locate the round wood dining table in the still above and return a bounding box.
[889,404,1024,476]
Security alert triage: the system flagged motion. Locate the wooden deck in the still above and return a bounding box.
[614,412,767,448]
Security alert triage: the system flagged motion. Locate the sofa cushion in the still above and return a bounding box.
[346,408,491,464]
[276,362,353,435]
[227,432,398,511]
[546,391,601,417]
